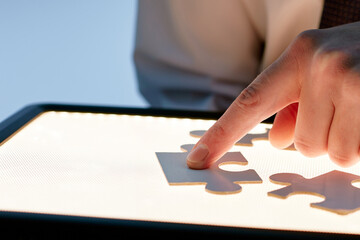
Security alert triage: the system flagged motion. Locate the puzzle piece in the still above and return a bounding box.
[268,170,360,215]
[190,129,296,150]
[156,144,262,194]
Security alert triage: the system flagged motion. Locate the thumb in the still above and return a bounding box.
[187,51,303,169]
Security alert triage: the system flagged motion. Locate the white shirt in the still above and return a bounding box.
[134,0,324,111]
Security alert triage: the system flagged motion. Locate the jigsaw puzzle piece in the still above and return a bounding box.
[156,145,262,194]
[204,169,261,193]
[268,173,306,198]
[203,172,242,193]
[268,170,360,215]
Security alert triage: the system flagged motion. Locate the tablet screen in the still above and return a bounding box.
[0,111,359,235]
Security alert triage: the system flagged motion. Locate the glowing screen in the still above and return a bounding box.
[0,111,360,235]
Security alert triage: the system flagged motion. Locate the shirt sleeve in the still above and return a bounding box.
[133,0,262,111]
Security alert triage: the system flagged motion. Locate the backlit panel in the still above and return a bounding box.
[0,111,359,234]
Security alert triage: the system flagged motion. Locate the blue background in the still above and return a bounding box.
[0,1,147,122]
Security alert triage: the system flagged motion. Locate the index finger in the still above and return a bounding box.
[186,54,302,169]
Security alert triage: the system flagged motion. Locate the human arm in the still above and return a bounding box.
[134,0,262,111]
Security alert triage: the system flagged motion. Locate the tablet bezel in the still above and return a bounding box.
[0,103,356,239]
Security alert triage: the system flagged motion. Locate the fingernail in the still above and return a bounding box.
[186,144,209,169]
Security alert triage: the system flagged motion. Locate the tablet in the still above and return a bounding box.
[0,103,359,239]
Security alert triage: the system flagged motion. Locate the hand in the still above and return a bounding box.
[186,22,360,169]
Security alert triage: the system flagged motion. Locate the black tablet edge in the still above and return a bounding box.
[0,102,275,146]
[0,103,212,144]
[0,103,44,144]
[0,210,357,239]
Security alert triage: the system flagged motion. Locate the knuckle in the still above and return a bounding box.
[328,150,357,167]
[291,29,319,52]
[234,84,261,111]
[297,29,319,44]
[314,47,355,73]
[209,123,227,139]
[281,30,319,70]
[205,122,234,147]
[206,122,228,144]
[294,135,324,157]
[311,47,360,102]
